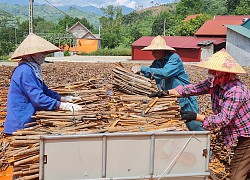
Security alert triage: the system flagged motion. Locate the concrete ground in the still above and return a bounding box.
[0,55,199,67]
[0,55,154,67]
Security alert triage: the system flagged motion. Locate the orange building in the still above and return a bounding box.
[67,21,100,54]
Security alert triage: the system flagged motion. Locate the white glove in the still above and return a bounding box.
[60,96,81,102]
[131,65,141,74]
[59,102,82,112]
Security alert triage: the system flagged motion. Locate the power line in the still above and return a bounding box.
[43,0,76,20]
[48,0,72,7]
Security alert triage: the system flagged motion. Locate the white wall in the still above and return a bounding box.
[200,44,214,61]
[226,29,250,67]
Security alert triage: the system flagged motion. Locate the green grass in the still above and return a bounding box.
[0,55,11,61]
[79,47,131,56]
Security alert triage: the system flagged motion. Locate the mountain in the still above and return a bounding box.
[0,3,101,28]
[120,5,135,15]
[57,5,104,16]
[0,2,134,28]
[0,1,134,15]
[74,6,104,16]
[136,3,176,16]
[56,5,133,16]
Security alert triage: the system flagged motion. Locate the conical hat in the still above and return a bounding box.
[142,36,175,51]
[11,33,61,59]
[194,49,246,74]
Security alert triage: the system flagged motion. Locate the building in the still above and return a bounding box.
[67,21,100,54]
[131,36,225,61]
[195,15,250,38]
[226,18,250,66]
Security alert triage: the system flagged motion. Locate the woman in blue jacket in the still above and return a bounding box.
[4,33,82,134]
[131,36,204,131]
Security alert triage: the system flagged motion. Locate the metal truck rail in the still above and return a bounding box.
[39,131,210,180]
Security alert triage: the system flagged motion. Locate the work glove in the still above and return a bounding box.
[60,96,81,102]
[180,110,197,122]
[131,65,141,74]
[59,102,82,112]
[148,90,169,98]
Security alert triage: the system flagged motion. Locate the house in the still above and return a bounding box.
[131,36,225,61]
[195,15,250,38]
[67,21,100,53]
[226,18,250,66]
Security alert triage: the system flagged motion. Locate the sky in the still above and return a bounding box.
[35,0,175,9]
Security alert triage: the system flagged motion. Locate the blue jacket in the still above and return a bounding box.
[4,63,61,134]
[141,53,199,113]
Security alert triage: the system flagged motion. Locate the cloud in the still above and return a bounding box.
[115,0,138,9]
[92,0,138,9]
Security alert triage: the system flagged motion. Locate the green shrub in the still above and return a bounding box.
[79,47,131,56]
[0,55,11,61]
[64,50,71,56]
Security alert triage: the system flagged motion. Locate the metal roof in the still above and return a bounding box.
[242,18,250,29]
[226,19,250,39]
[184,14,202,21]
[195,20,244,36]
[132,36,225,49]
[227,25,250,39]
[67,21,98,39]
[214,15,250,21]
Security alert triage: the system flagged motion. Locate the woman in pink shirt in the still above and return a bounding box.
[151,49,250,180]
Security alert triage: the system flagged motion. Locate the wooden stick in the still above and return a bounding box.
[145,97,158,114]
[14,155,39,166]
[13,168,39,176]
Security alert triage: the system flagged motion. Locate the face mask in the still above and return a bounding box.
[32,53,46,65]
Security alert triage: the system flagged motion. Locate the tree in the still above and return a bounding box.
[226,0,241,14]
[177,14,212,36]
[201,0,227,15]
[151,11,181,36]
[130,26,143,42]
[33,17,57,33]
[57,16,96,33]
[100,5,123,30]
[100,5,124,48]
[0,11,16,56]
[123,12,138,25]
[176,0,202,18]
[101,27,120,48]
[101,5,116,20]
[17,20,29,36]
[235,0,250,15]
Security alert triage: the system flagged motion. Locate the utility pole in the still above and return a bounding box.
[29,0,34,34]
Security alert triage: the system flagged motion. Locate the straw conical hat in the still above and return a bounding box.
[11,33,61,59]
[142,36,175,51]
[194,49,246,74]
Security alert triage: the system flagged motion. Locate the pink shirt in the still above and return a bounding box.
[176,78,250,148]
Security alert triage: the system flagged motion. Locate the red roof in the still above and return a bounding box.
[195,20,244,36]
[185,14,202,21]
[132,36,225,49]
[214,15,250,21]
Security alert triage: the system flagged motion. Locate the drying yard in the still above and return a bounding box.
[0,62,250,179]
